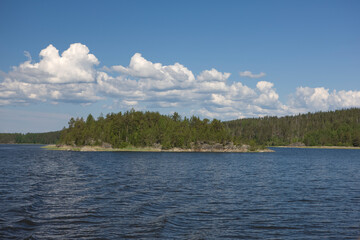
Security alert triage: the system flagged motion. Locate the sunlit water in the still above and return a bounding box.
[0,144,360,239]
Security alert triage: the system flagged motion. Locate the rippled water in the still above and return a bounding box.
[1,145,360,239]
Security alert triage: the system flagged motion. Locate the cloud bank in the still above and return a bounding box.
[1,43,360,120]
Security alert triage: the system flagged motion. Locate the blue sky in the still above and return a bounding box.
[0,0,359,132]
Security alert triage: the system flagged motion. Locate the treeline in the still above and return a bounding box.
[0,131,61,144]
[225,108,360,147]
[4,108,359,147]
[60,110,233,149]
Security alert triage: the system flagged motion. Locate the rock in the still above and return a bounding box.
[288,142,305,147]
[101,142,112,148]
[80,146,96,152]
[152,143,162,149]
[213,143,223,150]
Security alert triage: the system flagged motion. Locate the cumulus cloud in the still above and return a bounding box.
[10,43,99,84]
[239,70,266,79]
[228,82,256,100]
[289,87,360,112]
[256,81,274,92]
[210,94,234,107]
[194,80,289,119]
[1,42,360,121]
[100,53,280,116]
[197,68,230,82]
[0,43,101,105]
[112,53,195,90]
[254,81,281,108]
[331,90,360,108]
[194,68,231,93]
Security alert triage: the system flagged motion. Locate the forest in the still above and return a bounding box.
[60,108,360,148]
[59,110,233,149]
[1,108,360,148]
[225,108,360,147]
[0,131,61,144]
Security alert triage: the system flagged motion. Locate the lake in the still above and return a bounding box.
[0,144,359,239]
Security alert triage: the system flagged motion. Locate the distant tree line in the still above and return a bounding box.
[0,131,61,144]
[2,108,360,147]
[60,109,233,149]
[225,108,360,147]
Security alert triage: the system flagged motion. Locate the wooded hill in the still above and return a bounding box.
[225,108,360,147]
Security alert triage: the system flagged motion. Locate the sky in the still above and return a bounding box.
[0,0,359,133]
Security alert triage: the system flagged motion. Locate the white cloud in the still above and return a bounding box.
[10,43,99,84]
[195,81,228,93]
[197,68,230,82]
[123,100,138,106]
[112,53,195,91]
[197,107,247,120]
[290,87,330,111]
[210,94,234,106]
[254,81,281,108]
[228,82,256,100]
[1,43,360,121]
[0,43,101,105]
[197,108,221,119]
[112,53,163,79]
[256,81,273,92]
[194,68,231,94]
[239,70,266,79]
[331,90,360,108]
[0,45,283,117]
[289,87,360,112]
[96,71,145,99]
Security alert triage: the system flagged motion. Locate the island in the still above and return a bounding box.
[2,108,360,152]
[52,109,271,152]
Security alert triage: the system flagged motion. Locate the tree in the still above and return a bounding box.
[352,135,360,147]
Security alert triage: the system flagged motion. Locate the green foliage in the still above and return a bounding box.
[59,110,233,148]
[3,108,360,148]
[352,134,360,147]
[0,131,61,144]
[225,108,360,147]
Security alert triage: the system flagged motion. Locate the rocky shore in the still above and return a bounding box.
[44,142,274,153]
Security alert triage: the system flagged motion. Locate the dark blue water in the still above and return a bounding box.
[0,145,360,239]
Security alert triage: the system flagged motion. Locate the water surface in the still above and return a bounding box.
[0,145,360,239]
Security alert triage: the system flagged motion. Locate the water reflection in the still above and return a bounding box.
[0,145,360,239]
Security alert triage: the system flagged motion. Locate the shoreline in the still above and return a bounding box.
[43,144,274,153]
[274,146,360,150]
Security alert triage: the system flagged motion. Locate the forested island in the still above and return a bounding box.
[57,110,263,152]
[1,108,360,151]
